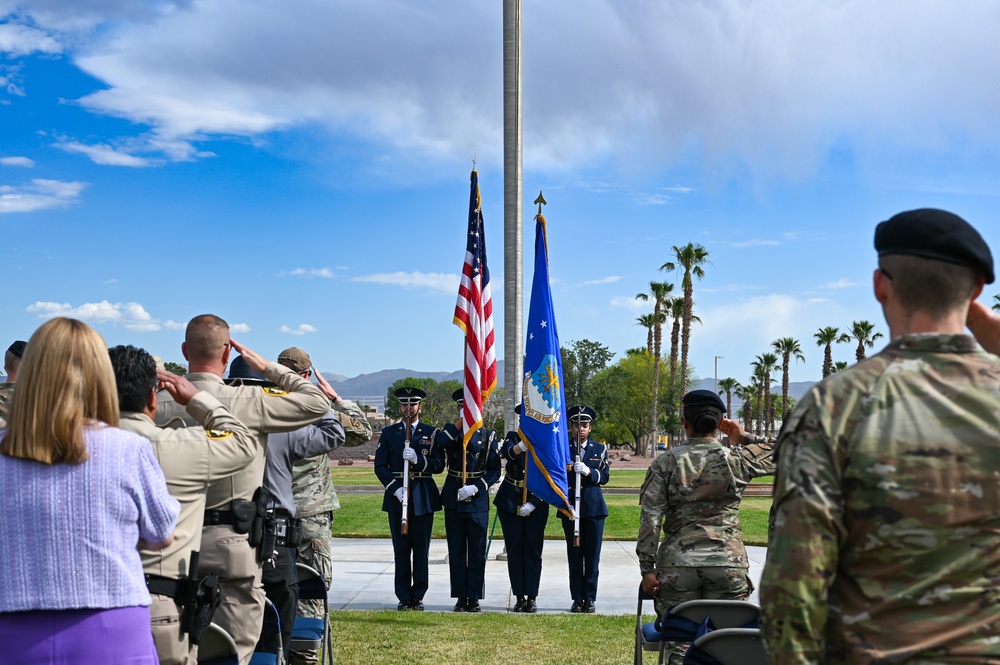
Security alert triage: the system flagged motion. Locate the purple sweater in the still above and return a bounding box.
[0,425,180,612]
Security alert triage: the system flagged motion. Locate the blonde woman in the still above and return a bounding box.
[0,318,179,664]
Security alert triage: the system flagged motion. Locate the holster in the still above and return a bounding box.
[248,486,270,549]
[228,499,256,536]
[179,551,221,645]
[286,518,303,547]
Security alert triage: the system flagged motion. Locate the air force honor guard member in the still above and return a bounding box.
[560,405,610,613]
[155,315,329,664]
[436,388,501,612]
[495,405,549,613]
[374,387,445,610]
[110,345,257,665]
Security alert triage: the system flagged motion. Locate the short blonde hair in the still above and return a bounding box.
[1,318,119,464]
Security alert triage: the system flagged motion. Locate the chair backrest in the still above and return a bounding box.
[688,628,766,665]
[295,562,328,603]
[197,623,239,665]
[250,596,282,665]
[669,600,760,629]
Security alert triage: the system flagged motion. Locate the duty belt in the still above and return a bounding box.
[447,470,485,479]
[392,472,433,479]
[203,509,235,526]
[503,476,525,488]
[269,514,300,548]
[146,574,186,600]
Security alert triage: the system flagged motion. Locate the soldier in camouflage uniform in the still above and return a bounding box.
[290,364,373,665]
[760,209,1000,664]
[637,390,774,664]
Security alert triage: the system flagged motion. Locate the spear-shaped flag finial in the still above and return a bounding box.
[534,191,546,216]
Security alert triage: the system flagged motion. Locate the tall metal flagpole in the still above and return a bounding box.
[503,0,523,433]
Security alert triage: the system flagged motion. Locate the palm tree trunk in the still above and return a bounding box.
[680,280,693,397]
[823,343,832,378]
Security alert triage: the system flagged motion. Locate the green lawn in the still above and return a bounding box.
[330,494,772,547]
[330,611,634,665]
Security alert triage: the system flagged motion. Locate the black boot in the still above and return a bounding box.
[525,597,537,613]
[512,596,526,612]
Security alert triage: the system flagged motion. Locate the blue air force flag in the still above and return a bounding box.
[518,213,573,518]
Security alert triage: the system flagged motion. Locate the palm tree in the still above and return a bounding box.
[717,378,739,419]
[636,281,674,455]
[992,294,1000,312]
[814,326,842,378]
[833,360,849,373]
[734,382,755,433]
[661,242,711,397]
[636,313,656,355]
[845,320,884,361]
[752,353,778,436]
[772,337,804,423]
[667,297,684,377]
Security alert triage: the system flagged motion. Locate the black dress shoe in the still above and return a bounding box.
[570,600,583,613]
[524,597,537,614]
[397,601,409,611]
[453,598,467,612]
[512,596,525,612]
[582,599,596,613]
[466,598,481,613]
[411,599,425,611]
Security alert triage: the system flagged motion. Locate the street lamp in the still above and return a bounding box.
[714,356,723,394]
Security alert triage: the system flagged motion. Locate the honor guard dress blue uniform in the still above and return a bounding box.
[436,389,501,612]
[374,387,445,610]
[494,418,549,614]
[560,405,610,613]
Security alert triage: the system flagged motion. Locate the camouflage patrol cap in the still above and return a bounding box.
[277,347,312,373]
[394,386,426,405]
[7,341,26,358]
[567,405,597,423]
[682,389,726,414]
[875,208,995,284]
[227,355,266,383]
[451,388,464,405]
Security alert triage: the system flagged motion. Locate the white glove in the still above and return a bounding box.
[402,447,418,464]
[517,502,536,517]
[573,461,591,476]
[516,441,527,453]
[457,485,478,501]
[394,488,406,503]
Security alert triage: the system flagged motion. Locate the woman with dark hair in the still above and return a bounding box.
[636,389,774,664]
[0,317,179,663]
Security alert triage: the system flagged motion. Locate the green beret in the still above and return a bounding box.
[875,208,994,284]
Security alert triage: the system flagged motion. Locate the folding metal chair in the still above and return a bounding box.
[687,627,767,665]
[250,597,284,665]
[290,562,333,665]
[634,585,665,665]
[197,623,239,665]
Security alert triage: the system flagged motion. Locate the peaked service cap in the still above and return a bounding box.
[567,405,597,422]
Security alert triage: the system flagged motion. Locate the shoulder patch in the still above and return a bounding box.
[261,386,289,396]
[205,429,235,440]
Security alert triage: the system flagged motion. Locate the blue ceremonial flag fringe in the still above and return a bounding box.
[518,212,573,518]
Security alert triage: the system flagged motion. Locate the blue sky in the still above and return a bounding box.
[2,0,999,387]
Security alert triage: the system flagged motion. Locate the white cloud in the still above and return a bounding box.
[725,239,782,248]
[1,156,34,167]
[57,141,155,167]
[280,323,318,336]
[352,271,458,294]
[164,320,186,330]
[609,295,649,312]
[0,179,88,213]
[283,268,334,279]
[26,300,161,331]
[633,193,671,205]
[582,276,621,286]
[230,323,252,334]
[0,23,62,57]
[821,278,865,290]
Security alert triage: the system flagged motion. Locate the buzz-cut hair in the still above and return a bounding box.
[185,314,230,362]
[879,254,978,317]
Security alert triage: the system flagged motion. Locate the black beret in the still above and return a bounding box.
[567,405,597,422]
[7,340,26,358]
[875,208,994,284]
[682,389,726,414]
[451,388,464,403]
[394,386,427,402]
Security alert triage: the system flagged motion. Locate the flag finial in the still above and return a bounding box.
[534,191,546,215]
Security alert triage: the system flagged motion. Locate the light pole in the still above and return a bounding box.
[714,355,723,394]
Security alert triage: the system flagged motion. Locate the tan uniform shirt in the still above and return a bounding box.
[155,362,329,509]
[121,392,257,580]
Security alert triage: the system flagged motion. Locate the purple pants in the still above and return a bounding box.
[0,606,157,665]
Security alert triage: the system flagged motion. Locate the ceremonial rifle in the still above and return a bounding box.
[401,408,412,535]
[573,424,583,547]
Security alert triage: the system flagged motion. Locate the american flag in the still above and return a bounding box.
[453,169,497,446]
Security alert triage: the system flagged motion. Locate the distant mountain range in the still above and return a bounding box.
[322,360,817,406]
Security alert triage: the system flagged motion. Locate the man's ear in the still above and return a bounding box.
[221,343,231,366]
[873,268,890,305]
[181,342,190,361]
[146,387,158,418]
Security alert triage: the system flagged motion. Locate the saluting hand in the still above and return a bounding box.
[717,418,745,442]
[968,300,1000,356]
[314,368,342,403]
[229,339,268,373]
[157,369,199,406]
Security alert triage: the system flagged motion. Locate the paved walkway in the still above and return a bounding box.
[329,538,766,615]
